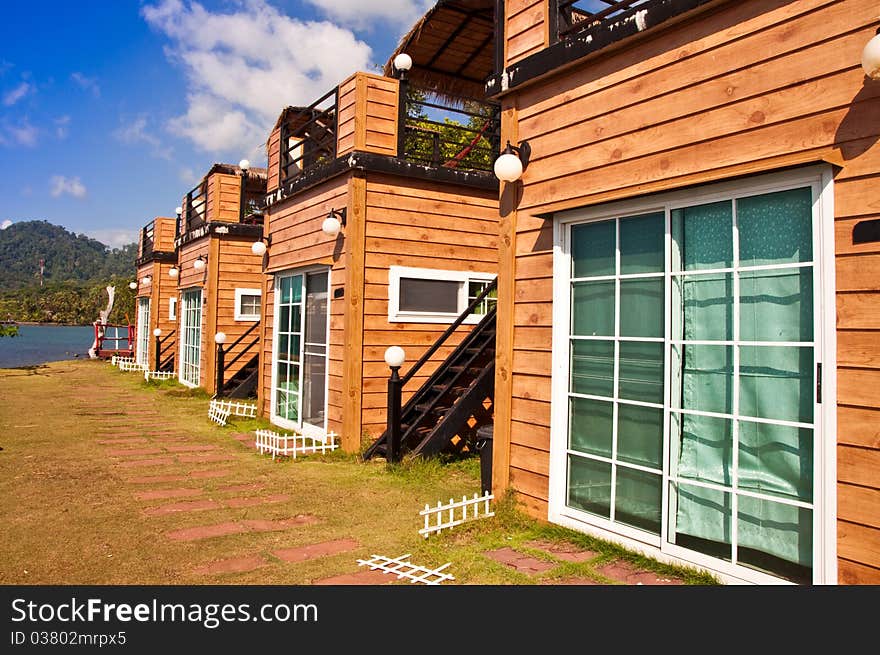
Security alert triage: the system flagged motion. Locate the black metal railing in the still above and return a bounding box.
[157,330,176,372]
[279,87,338,185]
[183,180,208,234]
[553,0,655,42]
[383,279,498,461]
[139,221,155,260]
[215,321,260,396]
[399,84,501,173]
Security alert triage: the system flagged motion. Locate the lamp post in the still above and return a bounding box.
[153,328,162,371]
[393,53,413,158]
[214,331,227,396]
[384,346,406,463]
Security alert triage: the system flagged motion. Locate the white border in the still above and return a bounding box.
[270,265,332,440]
[388,265,496,324]
[548,165,837,585]
[234,288,262,322]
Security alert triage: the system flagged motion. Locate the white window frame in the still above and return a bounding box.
[388,265,496,324]
[270,266,331,440]
[548,165,837,585]
[135,297,151,368]
[178,288,203,389]
[234,288,262,322]
[168,296,177,321]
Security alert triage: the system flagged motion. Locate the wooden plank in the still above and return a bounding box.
[509,465,549,503]
[513,302,553,328]
[838,483,880,530]
[838,445,880,489]
[512,349,552,377]
[835,216,880,256]
[342,175,365,452]
[837,405,880,449]
[513,326,553,351]
[837,520,880,571]
[510,419,551,452]
[838,368,880,408]
[836,254,880,292]
[837,557,880,584]
[510,443,550,478]
[836,293,880,330]
[354,73,367,151]
[511,396,551,428]
[837,331,880,369]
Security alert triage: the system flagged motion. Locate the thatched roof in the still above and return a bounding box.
[383,0,495,102]
[206,162,268,179]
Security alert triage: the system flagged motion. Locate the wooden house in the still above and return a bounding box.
[481,0,880,584]
[173,162,268,396]
[134,216,178,371]
[254,9,502,453]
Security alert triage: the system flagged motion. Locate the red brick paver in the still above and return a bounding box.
[115,456,175,468]
[144,500,222,516]
[272,539,360,563]
[164,444,217,453]
[485,547,554,575]
[313,569,395,585]
[224,494,289,509]
[192,555,269,576]
[177,454,235,463]
[525,539,598,563]
[166,515,318,542]
[596,561,684,585]
[134,488,204,501]
[106,448,164,456]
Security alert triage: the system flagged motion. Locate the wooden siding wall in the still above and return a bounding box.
[507,0,546,65]
[267,126,281,193]
[498,0,880,582]
[361,74,399,156]
[135,261,179,369]
[337,74,358,158]
[212,236,265,393]
[153,217,177,251]
[212,173,243,223]
[259,176,352,446]
[360,174,499,437]
[176,238,210,388]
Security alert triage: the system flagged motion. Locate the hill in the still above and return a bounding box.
[0,220,136,290]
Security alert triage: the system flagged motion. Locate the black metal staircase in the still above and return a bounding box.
[217,321,260,399]
[363,280,496,461]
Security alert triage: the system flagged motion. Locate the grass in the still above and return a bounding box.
[0,360,720,586]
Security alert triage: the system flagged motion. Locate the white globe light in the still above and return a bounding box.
[175,206,183,216]
[862,33,880,79]
[322,214,341,237]
[153,328,162,337]
[239,159,250,172]
[214,331,227,345]
[494,152,523,182]
[193,257,206,271]
[129,281,138,290]
[251,240,267,256]
[393,53,413,72]
[142,276,152,285]
[384,345,406,368]
[168,266,179,279]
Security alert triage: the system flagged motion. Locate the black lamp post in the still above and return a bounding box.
[153,328,162,371]
[384,346,406,463]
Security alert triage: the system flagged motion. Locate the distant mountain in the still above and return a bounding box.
[0,220,136,290]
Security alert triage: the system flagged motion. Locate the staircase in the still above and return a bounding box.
[216,322,260,399]
[364,281,496,461]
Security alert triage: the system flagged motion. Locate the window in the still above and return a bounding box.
[388,266,496,324]
[169,296,177,321]
[234,288,261,321]
[179,289,203,388]
[551,167,834,585]
[135,298,151,368]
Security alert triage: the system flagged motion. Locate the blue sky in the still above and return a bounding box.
[0,1,429,248]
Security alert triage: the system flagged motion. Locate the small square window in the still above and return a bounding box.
[169,297,177,321]
[388,266,496,324]
[235,288,261,321]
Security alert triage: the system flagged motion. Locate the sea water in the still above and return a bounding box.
[0,325,96,368]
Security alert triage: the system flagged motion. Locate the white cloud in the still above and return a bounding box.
[303,0,432,31]
[178,166,199,185]
[83,229,137,249]
[113,115,173,160]
[55,115,70,139]
[0,119,38,147]
[1,219,12,230]
[142,0,373,159]
[71,72,100,97]
[49,175,87,199]
[3,81,33,106]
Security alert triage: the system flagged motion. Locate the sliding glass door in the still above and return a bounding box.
[553,169,830,584]
[179,289,202,387]
[135,297,151,368]
[272,269,329,436]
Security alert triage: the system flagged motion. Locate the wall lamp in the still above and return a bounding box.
[129,281,138,290]
[322,208,347,237]
[193,255,207,272]
[493,140,530,182]
[142,275,152,285]
[168,265,179,279]
[393,53,412,80]
[251,234,271,256]
[862,31,880,79]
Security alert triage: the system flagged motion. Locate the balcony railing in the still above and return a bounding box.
[138,221,155,260]
[400,85,501,173]
[183,180,208,234]
[552,0,656,42]
[279,87,338,186]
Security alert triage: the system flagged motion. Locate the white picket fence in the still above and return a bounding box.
[112,356,135,367]
[208,402,232,426]
[118,360,146,372]
[253,429,338,460]
[144,370,175,381]
[357,554,454,585]
[419,492,495,539]
[207,399,258,426]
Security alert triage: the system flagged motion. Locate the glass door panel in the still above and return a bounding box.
[302,271,329,429]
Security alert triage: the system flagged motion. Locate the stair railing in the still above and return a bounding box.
[215,321,260,397]
[384,279,497,461]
